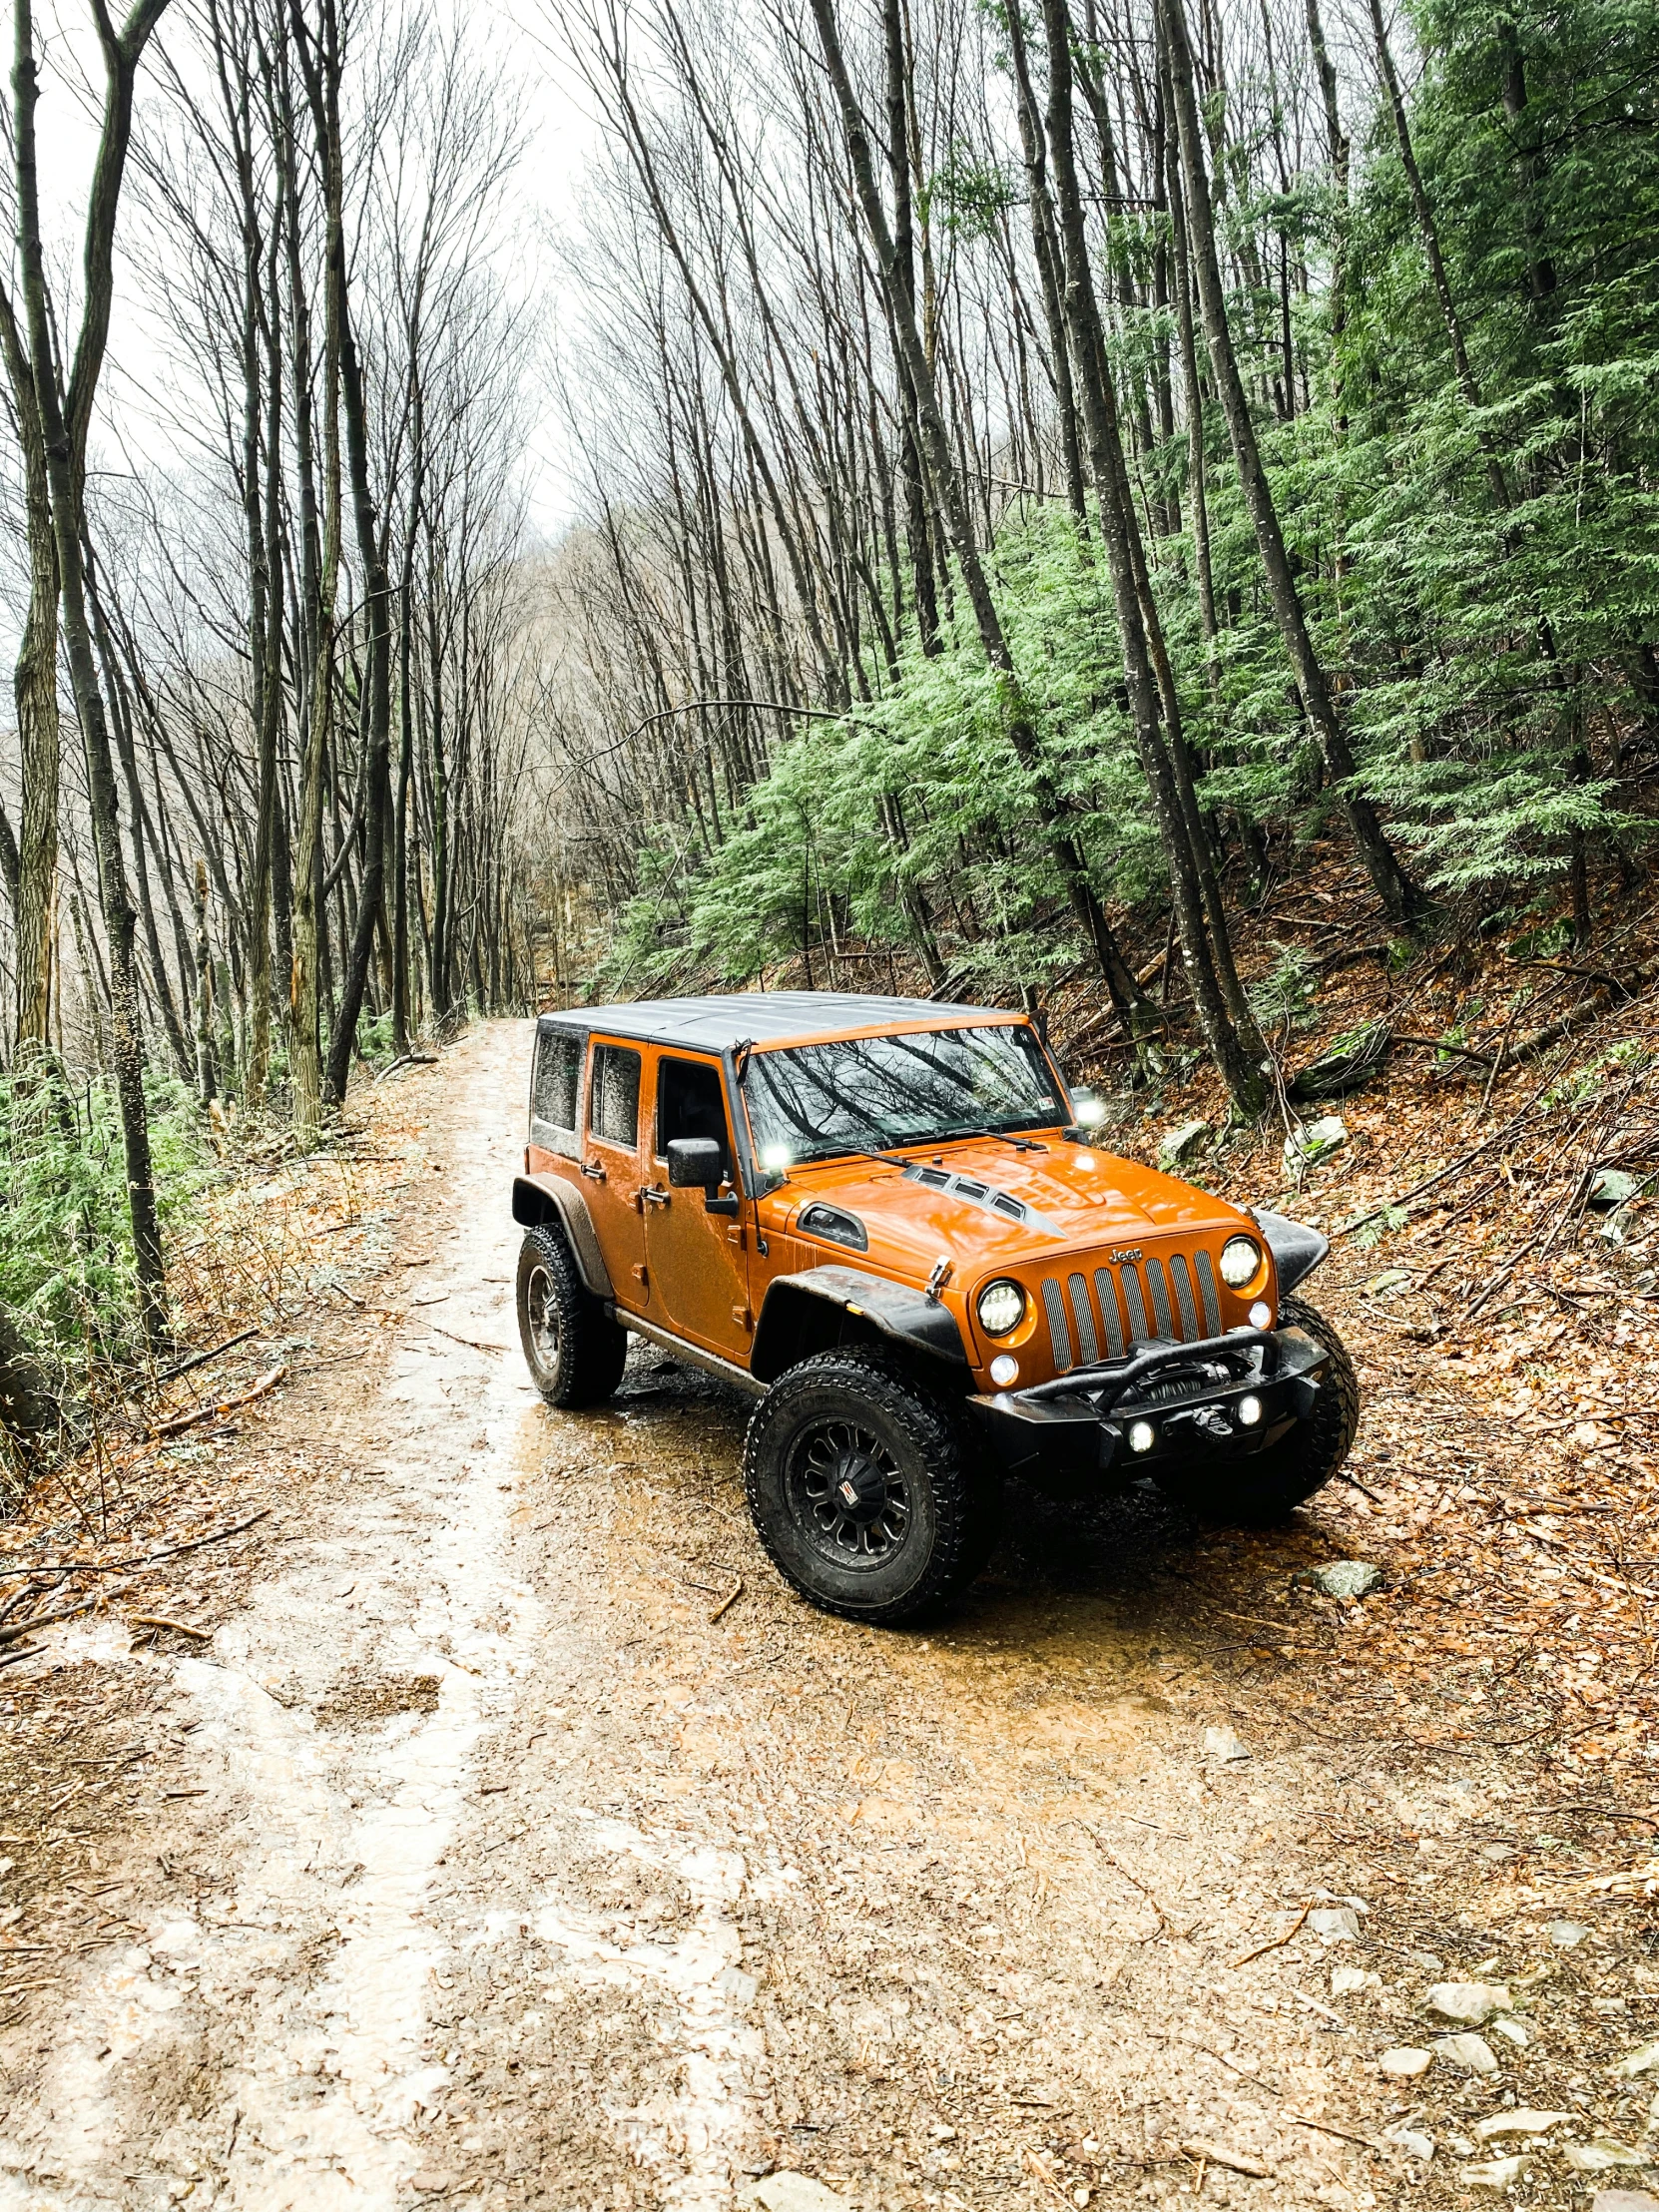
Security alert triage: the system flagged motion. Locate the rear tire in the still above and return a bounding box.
[744,1348,997,1626]
[1153,1296,1359,1525]
[516,1226,628,1407]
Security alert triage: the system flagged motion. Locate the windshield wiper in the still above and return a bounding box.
[937,1123,1049,1154]
[811,1142,912,1170]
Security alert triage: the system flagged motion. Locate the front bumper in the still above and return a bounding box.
[967,1326,1328,1496]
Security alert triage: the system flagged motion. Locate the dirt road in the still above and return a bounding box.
[0,1024,1646,2211]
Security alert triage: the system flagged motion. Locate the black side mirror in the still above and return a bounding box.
[666,1137,723,1189]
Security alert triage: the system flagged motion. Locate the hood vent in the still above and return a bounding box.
[902,1163,1063,1239]
[797,1201,868,1253]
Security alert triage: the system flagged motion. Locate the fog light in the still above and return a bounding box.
[1129,1418,1156,1454]
[1238,1393,1263,1427]
[1249,1300,1272,1329]
[990,1354,1019,1387]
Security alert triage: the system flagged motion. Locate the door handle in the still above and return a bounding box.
[581,1161,606,1182]
[642,1186,672,1208]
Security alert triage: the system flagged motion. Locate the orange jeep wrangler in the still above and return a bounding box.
[513,993,1357,1625]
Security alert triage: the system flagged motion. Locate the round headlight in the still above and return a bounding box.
[976,1279,1027,1338]
[1219,1235,1264,1290]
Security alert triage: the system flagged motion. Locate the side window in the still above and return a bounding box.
[530,1027,582,1144]
[656,1057,732,1182]
[589,1044,641,1149]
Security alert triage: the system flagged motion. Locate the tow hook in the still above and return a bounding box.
[1185,1405,1234,1439]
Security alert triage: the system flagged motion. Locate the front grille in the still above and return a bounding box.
[1041,1249,1223,1370]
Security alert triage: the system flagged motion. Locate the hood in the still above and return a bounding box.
[773,1136,1248,1278]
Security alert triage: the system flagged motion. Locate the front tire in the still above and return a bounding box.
[516,1226,628,1407]
[1153,1295,1359,1525]
[744,1348,997,1626]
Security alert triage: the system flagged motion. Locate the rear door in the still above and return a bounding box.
[643,1050,753,1359]
[583,1037,648,1311]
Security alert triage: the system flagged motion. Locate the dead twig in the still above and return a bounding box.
[130,1616,212,1641]
[1279,2112,1382,2155]
[709,1577,745,1624]
[0,1507,272,1582]
[1181,2140,1271,2179]
[151,1328,262,1386]
[428,1326,506,1355]
[1076,1825,1176,1939]
[1231,1899,1312,1967]
[149,1365,285,1439]
[1390,1034,1496,1069]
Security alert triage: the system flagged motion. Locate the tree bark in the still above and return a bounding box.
[1160,0,1424,924]
[286,0,344,1142]
[11,0,174,1344]
[1366,0,1510,512]
[0,281,59,1051]
[809,0,1148,1028]
[1037,0,1265,1111]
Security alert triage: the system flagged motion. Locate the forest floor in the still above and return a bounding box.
[0,1010,1656,2212]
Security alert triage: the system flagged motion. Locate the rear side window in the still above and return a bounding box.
[531,1027,582,1144]
[589,1044,641,1149]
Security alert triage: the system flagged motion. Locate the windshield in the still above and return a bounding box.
[742,1024,1065,1168]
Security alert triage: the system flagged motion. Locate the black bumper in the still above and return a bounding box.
[966,1326,1327,1496]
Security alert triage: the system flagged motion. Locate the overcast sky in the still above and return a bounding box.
[20,0,598,551]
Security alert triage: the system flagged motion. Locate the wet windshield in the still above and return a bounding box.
[742,1024,1065,1168]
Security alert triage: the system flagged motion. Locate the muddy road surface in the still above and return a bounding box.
[0,1025,1637,2212]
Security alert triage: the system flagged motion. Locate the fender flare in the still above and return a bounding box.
[1252,1207,1330,1297]
[511,1174,614,1299]
[751,1264,967,1385]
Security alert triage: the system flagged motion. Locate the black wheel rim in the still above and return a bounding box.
[526,1262,560,1373]
[785,1416,911,1571]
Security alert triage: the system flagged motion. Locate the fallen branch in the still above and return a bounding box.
[152,1328,262,1386]
[0,1588,125,1650]
[0,1507,272,1581]
[1231,1898,1312,1967]
[1390,1034,1496,1069]
[149,1365,285,1439]
[428,1326,506,1355]
[129,1616,212,1641]
[1181,2140,1271,2179]
[1278,2112,1382,2155]
[1075,1825,1175,1939]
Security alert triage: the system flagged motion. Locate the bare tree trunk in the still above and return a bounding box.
[1366,0,1510,512]
[1160,0,1424,925]
[809,0,1148,1029]
[0,295,59,1052]
[1036,0,1264,1112]
[193,859,217,1104]
[8,0,172,1345]
[322,268,392,1107]
[286,0,344,1143]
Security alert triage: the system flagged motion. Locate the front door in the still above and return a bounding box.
[643,1052,753,1361]
[583,1037,649,1312]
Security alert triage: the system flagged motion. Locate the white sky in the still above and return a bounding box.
[19,0,598,549]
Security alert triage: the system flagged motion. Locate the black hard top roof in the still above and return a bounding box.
[536,991,1012,1052]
